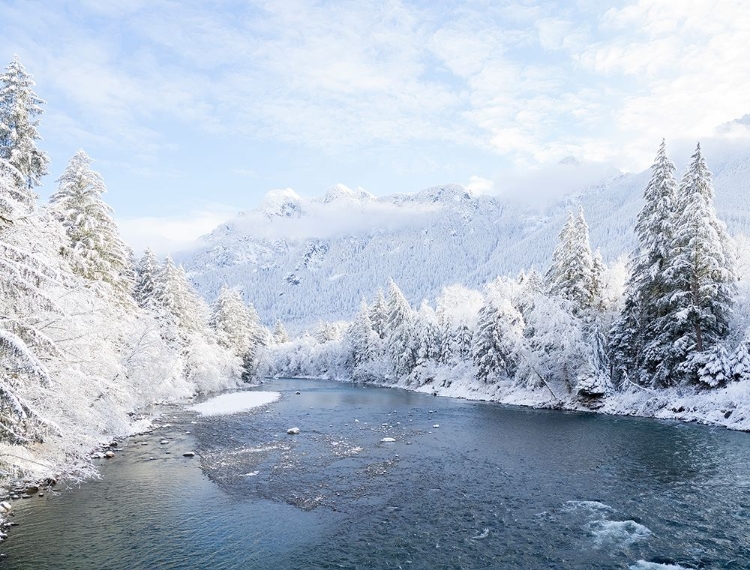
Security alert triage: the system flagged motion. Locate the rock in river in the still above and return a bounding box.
[287,427,300,435]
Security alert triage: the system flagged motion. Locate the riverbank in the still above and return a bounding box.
[0,387,282,545]
[302,363,750,433]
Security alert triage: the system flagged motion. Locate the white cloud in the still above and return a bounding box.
[466,175,494,195]
[2,0,750,191]
[117,203,239,256]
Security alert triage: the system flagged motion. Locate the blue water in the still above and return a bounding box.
[2,378,749,569]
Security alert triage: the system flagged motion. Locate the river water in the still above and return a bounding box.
[2,378,749,569]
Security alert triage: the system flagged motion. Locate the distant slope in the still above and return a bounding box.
[179,151,750,329]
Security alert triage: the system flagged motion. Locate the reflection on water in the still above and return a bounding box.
[2,378,750,569]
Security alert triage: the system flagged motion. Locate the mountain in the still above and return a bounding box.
[179,146,750,330]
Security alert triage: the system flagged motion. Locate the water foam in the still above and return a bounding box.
[629,561,689,570]
[588,519,652,547]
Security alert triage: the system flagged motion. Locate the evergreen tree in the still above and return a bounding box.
[348,301,375,367]
[655,144,736,385]
[545,208,594,312]
[730,339,750,381]
[134,248,159,309]
[0,158,58,443]
[153,255,208,335]
[50,151,132,297]
[0,56,49,191]
[385,279,416,375]
[210,286,252,356]
[472,292,523,383]
[415,301,441,365]
[610,140,678,384]
[273,320,289,344]
[0,156,31,225]
[369,288,387,339]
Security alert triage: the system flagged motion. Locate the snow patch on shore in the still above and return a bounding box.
[190,391,280,416]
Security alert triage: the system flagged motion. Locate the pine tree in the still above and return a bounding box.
[655,144,736,385]
[348,301,375,367]
[729,339,750,381]
[369,288,387,339]
[0,158,58,443]
[0,56,49,191]
[0,156,31,225]
[385,279,416,375]
[610,140,677,384]
[472,292,524,383]
[415,301,441,365]
[153,255,208,334]
[210,286,252,355]
[545,208,595,312]
[273,320,289,344]
[134,248,159,309]
[50,151,132,297]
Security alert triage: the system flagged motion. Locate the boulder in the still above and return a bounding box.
[104,451,115,459]
[287,427,300,435]
[183,452,196,458]
[0,502,11,514]
[381,437,396,443]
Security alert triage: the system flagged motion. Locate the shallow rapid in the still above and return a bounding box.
[2,378,749,569]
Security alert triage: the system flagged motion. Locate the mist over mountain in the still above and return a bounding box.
[179,145,750,329]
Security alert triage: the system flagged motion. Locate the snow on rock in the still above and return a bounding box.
[183,452,196,457]
[190,391,281,416]
[287,427,300,435]
[0,502,11,514]
[381,437,396,443]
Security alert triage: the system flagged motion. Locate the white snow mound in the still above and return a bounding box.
[190,391,281,416]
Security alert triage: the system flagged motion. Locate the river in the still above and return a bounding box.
[1,378,749,569]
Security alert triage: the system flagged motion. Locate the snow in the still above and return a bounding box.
[189,391,280,416]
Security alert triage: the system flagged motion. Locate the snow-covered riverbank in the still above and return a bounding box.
[292,367,750,433]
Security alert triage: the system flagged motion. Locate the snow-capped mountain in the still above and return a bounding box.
[180,147,750,329]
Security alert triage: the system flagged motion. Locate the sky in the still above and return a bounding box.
[2,0,750,252]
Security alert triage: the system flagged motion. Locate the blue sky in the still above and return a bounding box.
[2,0,750,252]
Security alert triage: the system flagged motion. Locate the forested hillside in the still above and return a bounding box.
[0,58,269,481]
[182,146,750,329]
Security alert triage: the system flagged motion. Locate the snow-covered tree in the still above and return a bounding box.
[545,208,595,312]
[610,140,678,384]
[50,151,132,298]
[153,255,208,335]
[210,286,252,355]
[273,319,289,344]
[415,301,441,365]
[134,248,159,309]
[369,288,387,339]
[0,56,49,191]
[209,285,266,379]
[654,144,736,385]
[472,282,524,383]
[0,154,32,225]
[730,339,750,381]
[348,301,376,367]
[386,279,416,376]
